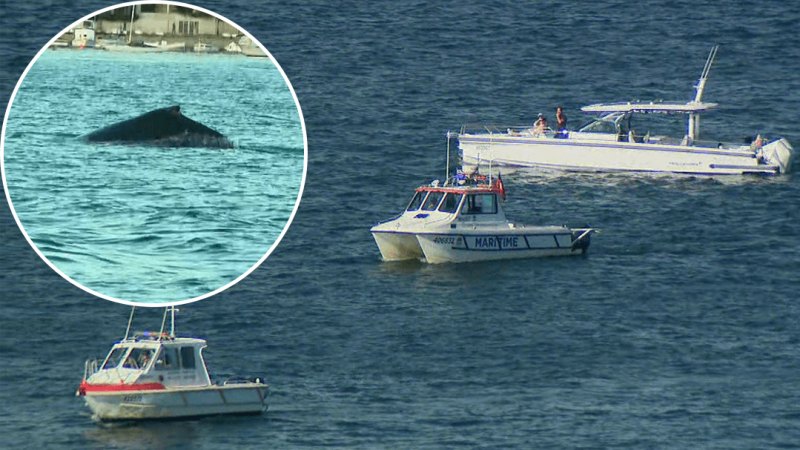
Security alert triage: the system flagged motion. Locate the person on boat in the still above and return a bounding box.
[533,113,547,136]
[554,106,568,138]
[455,169,467,185]
[138,350,152,368]
[124,355,139,369]
[556,106,567,130]
[468,166,486,184]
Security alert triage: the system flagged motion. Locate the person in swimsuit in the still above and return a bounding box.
[533,113,547,135]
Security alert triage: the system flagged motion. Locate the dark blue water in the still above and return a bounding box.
[2,1,800,448]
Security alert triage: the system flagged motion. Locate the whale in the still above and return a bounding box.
[83,105,233,148]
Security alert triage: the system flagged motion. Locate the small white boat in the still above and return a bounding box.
[100,40,185,53]
[71,20,96,49]
[238,36,267,57]
[371,172,595,264]
[459,46,793,176]
[77,307,268,421]
[193,42,219,53]
[142,40,187,52]
[224,41,242,53]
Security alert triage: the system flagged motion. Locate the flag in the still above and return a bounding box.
[494,173,506,200]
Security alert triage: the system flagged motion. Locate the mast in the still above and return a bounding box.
[127,5,135,44]
[688,45,718,142]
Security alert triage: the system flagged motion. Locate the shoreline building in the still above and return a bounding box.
[94,5,239,38]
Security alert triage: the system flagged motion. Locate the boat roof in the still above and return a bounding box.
[581,101,717,114]
[416,182,503,196]
[117,332,206,346]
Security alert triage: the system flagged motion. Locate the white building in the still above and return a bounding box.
[95,5,238,37]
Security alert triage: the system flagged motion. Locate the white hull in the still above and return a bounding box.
[371,179,595,264]
[101,43,185,53]
[416,228,590,264]
[71,39,96,48]
[143,42,187,51]
[241,46,267,57]
[459,134,792,175]
[372,231,423,261]
[83,384,268,421]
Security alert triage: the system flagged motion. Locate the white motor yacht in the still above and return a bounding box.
[458,46,793,176]
[77,307,268,421]
[371,173,595,264]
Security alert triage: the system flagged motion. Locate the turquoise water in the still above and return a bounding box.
[2,49,305,303]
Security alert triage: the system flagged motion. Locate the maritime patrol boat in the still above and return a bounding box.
[370,171,595,264]
[458,46,793,176]
[77,307,268,421]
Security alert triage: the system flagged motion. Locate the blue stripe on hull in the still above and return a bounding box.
[422,233,575,252]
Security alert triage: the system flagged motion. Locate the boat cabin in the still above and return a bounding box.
[575,101,718,145]
[401,177,507,225]
[87,333,211,388]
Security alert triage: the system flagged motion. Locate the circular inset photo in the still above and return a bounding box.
[1,1,307,305]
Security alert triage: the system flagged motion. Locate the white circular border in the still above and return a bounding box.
[0,1,308,307]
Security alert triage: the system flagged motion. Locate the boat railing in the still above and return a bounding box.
[652,136,754,150]
[211,372,267,386]
[222,375,267,385]
[691,138,752,149]
[83,358,100,380]
[459,123,534,135]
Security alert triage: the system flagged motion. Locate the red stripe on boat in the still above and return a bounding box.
[415,185,503,195]
[78,380,165,395]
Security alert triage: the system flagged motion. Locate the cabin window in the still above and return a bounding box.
[406,191,427,211]
[438,193,463,213]
[154,347,179,371]
[122,348,155,369]
[421,192,444,211]
[462,194,497,215]
[180,347,196,369]
[102,348,128,369]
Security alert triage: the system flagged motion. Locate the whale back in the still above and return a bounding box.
[83,106,233,148]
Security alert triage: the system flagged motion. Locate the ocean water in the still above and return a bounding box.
[3,49,305,303]
[2,0,800,449]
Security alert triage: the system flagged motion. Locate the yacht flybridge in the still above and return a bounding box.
[77,307,268,421]
[458,46,793,175]
[370,172,595,264]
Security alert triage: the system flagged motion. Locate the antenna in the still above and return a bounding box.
[445,131,452,183]
[694,45,718,103]
[689,45,719,141]
[124,306,136,341]
[170,306,176,337]
[159,308,168,340]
